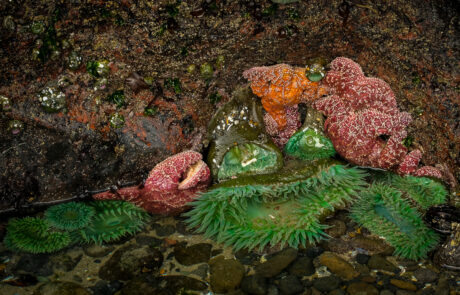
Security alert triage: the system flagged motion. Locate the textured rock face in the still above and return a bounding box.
[0,0,458,211]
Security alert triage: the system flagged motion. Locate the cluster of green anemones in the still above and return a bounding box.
[186,160,368,251]
[3,200,150,254]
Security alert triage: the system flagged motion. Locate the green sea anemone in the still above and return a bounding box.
[206,86,271,179]
[185,159,367,251]
[74,200,150,245]
[4,217,71,254]
[218,142,283,181]
[45,201,95,231]
[285,108,335,161]
[382,174,447,210]
[350,183,440,260]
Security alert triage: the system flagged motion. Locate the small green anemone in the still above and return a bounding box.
[4,217,71,254]
[285,107,335,160]
[285,128,335,160]
[75,200,150,245]
[350,183,440,260]
[45,201,95,231]
[186,160,367,251]
[218,142,283,181]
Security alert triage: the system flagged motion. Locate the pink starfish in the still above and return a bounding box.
[93,151,211,215]
[314,57,443,179]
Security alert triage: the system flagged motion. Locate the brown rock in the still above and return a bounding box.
[351,235,394,255]
[255,248,298,278]
[347,282,378,295]
[209,255,245,293]
[318,252,359,280]
[390,279,417,291]
[325,219,347,238]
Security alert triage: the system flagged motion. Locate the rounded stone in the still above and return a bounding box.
[278,275,303,295]
[318,252,359,280]
[98,245,163,281]
[395,291,415,295]
[413,268,438,283]
[329,290,346,295]
[255,248,298,278]
[347,282,379,295]
[289,256,315,277]
[367,255,398,273]
[33,282,90,295]
[153,223,176,236]
[173,242,212,266]
[83,244,114,258]
[313,275,342,292]
[380,290,394,295]
[241,275,267,295]
[390,279,417,291]
[351,235,394,255]
[209,255,245,293]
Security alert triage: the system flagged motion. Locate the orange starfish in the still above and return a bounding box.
[243,64,327,129]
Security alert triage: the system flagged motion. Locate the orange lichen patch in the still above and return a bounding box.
[243,64,327,129]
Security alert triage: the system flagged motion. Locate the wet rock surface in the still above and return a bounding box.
[0,0,458,212]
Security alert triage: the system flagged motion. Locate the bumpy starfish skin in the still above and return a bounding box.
[93,151,211,215]
[243,64,327,129]
[314,57,442,179]
[264,105,301,148]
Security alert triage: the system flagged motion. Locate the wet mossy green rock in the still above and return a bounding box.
[186,159,367,251]
[285,108,335,161]
[207,86,282,180]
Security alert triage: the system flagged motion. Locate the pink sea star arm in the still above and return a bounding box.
[145,151,204,192]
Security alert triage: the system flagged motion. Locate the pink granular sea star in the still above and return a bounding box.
[93,151,211,215]
[313,57,442,179]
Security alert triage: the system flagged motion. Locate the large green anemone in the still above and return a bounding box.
[285,108,335,161]
[379,174,447,210]
[218,142,283,181]
[350,183,440,260]
[45,201,95,230]
[185,159,367,251]
[74,200,150,245]
[4,217,71,254]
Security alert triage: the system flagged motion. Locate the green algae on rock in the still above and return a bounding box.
[74,200,150,245]
[207,86,278,180]
[109,112,125,128]
[350,183,440,260]
[45,202,95,231]
[285,108,335,160]
[86,60,110,78]
[185,159,367,251]
[4,217,71,254]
